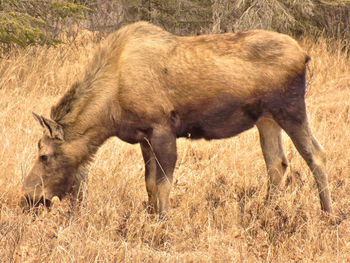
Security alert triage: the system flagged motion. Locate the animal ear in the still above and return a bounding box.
[32,112,45,128]
[32,112,65,140]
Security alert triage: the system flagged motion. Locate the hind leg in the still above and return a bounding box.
[282,119,331,213]
[257,118,288,200]
[266,70,331,213]
[272,93,332,214]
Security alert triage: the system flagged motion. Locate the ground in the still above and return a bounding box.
[0,36,350,262]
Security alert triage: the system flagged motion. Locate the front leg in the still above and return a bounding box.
[140,141,158,214]
[141,126,177,216]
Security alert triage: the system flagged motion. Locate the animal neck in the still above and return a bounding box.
[51,78,119,156]
[54,92,118,166]
[63,124,114,167]
[51,74,120,165]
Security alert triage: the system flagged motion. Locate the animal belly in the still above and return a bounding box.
[180,98,261,140]
[203,110,256,139]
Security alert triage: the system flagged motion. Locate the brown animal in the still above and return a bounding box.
[21,22,332,216]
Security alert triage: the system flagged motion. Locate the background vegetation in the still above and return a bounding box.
[1,0,350,54]
[1,0,350,262]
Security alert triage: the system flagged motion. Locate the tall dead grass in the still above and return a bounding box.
[0,33,350,262]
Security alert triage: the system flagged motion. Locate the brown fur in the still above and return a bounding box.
[22,22,331,215]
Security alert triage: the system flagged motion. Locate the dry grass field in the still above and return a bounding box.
[0,33,350,262]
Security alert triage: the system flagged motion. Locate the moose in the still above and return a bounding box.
[21,22,332,216]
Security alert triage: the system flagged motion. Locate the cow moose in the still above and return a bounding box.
[21,22,332,216]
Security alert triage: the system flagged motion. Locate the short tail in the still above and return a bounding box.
[305,55,311,64]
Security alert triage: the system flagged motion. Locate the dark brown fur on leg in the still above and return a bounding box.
[146,126,177,217]
[267,70,332,213]
[140,141,158,214]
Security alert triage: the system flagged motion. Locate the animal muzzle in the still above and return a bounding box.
[19,192,53,211]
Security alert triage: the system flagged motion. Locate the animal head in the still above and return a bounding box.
[21,113,82,210]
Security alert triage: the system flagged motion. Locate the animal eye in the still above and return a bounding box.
[40,155,48,162]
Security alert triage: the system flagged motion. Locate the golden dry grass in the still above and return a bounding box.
[0,34,350,262]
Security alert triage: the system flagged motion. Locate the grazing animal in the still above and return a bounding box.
[21,22,332,215]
